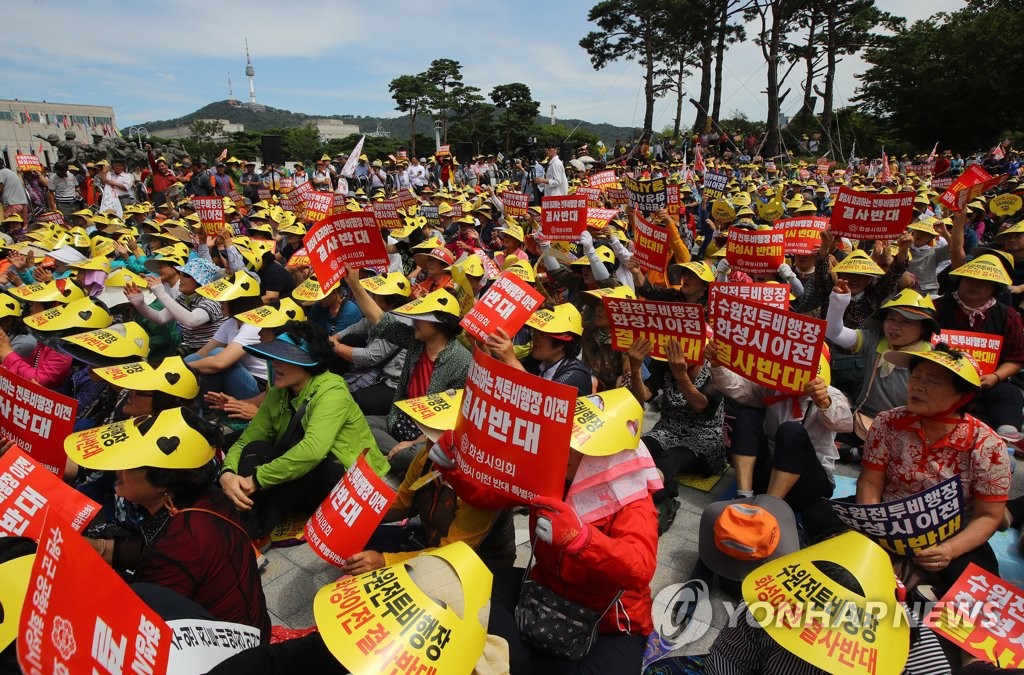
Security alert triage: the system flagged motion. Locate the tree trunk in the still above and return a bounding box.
[693,35,714,131]
[797,12,818,122]
[409,112,417,158]
[711,1,729,123]
[763,3,784,157]
[821,7,838,153]
[673,60,685,139]
[643,37,655,141]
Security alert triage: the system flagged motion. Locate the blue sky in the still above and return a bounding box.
[5,0,962,131]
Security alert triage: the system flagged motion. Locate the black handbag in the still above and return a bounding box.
[513,546,623,661]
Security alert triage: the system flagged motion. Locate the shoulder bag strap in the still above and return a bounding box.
[165,499,260,557]
[854,351,882,414]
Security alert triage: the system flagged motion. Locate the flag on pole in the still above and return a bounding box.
[880,148,891,182]
[340,135,365,178]
[927,142,939,162]
[847,141,857,172]
[992,141,1006,160]
[694,144,705,174]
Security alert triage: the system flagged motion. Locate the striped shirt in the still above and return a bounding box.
[178,294,225,351]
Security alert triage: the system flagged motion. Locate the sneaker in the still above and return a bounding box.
[255,552,270,573]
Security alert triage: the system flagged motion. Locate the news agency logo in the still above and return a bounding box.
[651,580,714,648]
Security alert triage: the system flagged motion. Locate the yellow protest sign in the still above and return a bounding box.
[396,390,464,441]
[990,193,1023,217]
[711,198,736,223]
[0,554,35,651]
[570,388,643,457]
[449,264,476,317]
[314,541,491,675]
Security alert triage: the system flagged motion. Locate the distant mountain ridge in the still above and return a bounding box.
[132,100,641,142]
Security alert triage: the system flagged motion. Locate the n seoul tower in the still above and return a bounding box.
[245,38,257,106]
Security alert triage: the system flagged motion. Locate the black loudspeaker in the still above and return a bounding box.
[261,135,283,166]
[455,142,474,165]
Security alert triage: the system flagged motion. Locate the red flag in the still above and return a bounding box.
[880,149,892,182]
[992,143,1006,160]
[694,144,705,174]
[37,143,43,153]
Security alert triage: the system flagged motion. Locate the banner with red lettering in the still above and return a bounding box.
[604,187,629,206]
[940,168,1007,212]
[191,196,224,236]
[305,454,396,566]
[303,212,389,292]
[709,283,791,316]
[257,188,272,201]
[0,446,99,540]
[632,213,671,274]
[829,187,915,239]
[602,298,705,362]
[279,177,294,190]
[227,190,245,211]
[460,272,544,342]
[453,350,575,504]
[15,153,43,172]
[36,211,65,226]
[711,294,825,395]
[933,331,1002,376]
[780,216,829,255]
[586,208,619,230]
[370,199,402,230]
[541,195,587,239]
[726,228,785,275]
[0,369,76,475]
[574,186,602,206]
[18,512,172,675]
[588,170,618,188]
[500,191,529,218]
[280,187,305,213]
[304,190,334,223]
[938,165,990,210]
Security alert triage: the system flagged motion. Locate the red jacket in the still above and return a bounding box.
[2,344,72,389]
[529,497,658,636]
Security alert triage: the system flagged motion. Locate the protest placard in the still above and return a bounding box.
[472,247,502,279]
[622,175,668,212]
[709,282,791,314]
[779,216,830,255]
[0,368,76,475]
[36,211,65,226]
[712,294,825,394]
[726,228,786,275]
[257,188,272,201]
[932,331,1002,376]
[167,619,262,675]
[604,187,629,205]
[816,157,831,174]
[396,390,464,442]
[420,204,440,226]
[303,212,389,292]
[19,512,171,675]
[280,188,305,213]
[701,171,728,201]
[949,173,1008,211]
[927,564,1024,668]
[0,446,99,539]
[453,350,575,503]
[931,177,953,190]
[632,213,671,275]
[396,188,418,210]
[586,208,620,230]
[827,474,963,556]
[588,170,618,188]
[500,191,529,217]
[666,183,681,216]
[907,162,935,176]
[370,199,403,230]
[574,186,603,206]
[331,191,348,216]
[829,187,915,239]
[305,454,396,566]
[460,271,544,342]
[438,144,451,155]
[279,177,294,190]
[304,190,334,223]
[938,165,990,210]
[15,153,43,172]
[227,189,245,211]
[541,195,587,239]
[603,297,705,362]
[449,202,463,218]
[191,196,225,236]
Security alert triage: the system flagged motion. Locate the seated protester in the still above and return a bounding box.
[342,435,515,576]
[859,346,1011,590]
[329,272,410,417]
[632,259,713,305]
[491,222,529,268]
[308,282,362,336]
[206,227,295,304]
[789,251,831,317]
[70,408,272,641]
[184,271,268,401]
[408,242,456,298]
[0,280,84,388]
[343,264,470,474]
[907,218,951,296]
[629,336,726,532]
[126,255,225,355]
[219,320,389,540]
[706,339,853,512]
[140,249,184,301]
[825,287,940,459]
[580,285,636,392]
[453,253,490,299]
[535,230,618,307]
[0,292,35,358]
[936,252,1024,440]
[484,303,594,397]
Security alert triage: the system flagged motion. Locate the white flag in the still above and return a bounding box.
[341,135,365,178]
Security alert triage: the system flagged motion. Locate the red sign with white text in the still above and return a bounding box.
[370,199,402,230]
[933,330,1002,376]
[305,455,396,566]
[632,213,671,274]
[303,212,389,292]
[726,228,786,275]
[938,165,991,211]
[0,446,99,540]
[586,208,619,230]
[574,186,602,206]
[588,170,617,188]
[18,512,172,675]
[460,272,544,342]
[541,195,588,239]
[711,294,825,395]
[829,187,915,239]
[780,216,829,255]
[709,282,791,315]
[15,153,43,172]
[453,350,575,504]
[191,196,224,236]
[500,191,529,218]
[603,298,705,362]
[0,369,76,475]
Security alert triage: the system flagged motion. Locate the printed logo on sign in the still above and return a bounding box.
[651,581,713,648]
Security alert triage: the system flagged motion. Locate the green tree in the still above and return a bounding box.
[422,58,466,144]
[389,74,432,158]
[282,125,322,162]
[490,83,541,154]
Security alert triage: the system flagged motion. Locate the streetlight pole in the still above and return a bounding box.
[127,126,149,150]
[433,120,443,152]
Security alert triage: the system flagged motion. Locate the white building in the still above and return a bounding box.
[0,98,118,169]
[149,118,245,141]
[313,118,361,140]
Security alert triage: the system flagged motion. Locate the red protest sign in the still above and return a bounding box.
[304,190,334,223]
[0,369,76,476]
[460,271,544,342]
[0,446,99,540]
[632,213,671,275]
[541,195,587,239]
[331,192,348,216]
[305,454,396,566]
[603,297,705,362]
[471,248,502,280]
[500,191,529,218]
[779,216,829,255]
[829,187,915,240]
[36,211,66,226]
[370,199,402,230]
[257,188,272,201]
[227,189,245,211]
[574,186,602,206]
[279,177,294,190]
[18,511,172,675]
[15,153,43,172]
[453,350,575,504]
[586,208,619,230]
[711,294,825,394]
[933,330,1002,376]
[726,228,785,275]
[396,188,418,209]
[438,144,451,155]
[588,170,617,188]
[931,177,953,190]
[303,212,389,292]
[666,183,681,217]
[709,282,790,315]
[927,564,1024,668]
[954,174,1008,211]
[938,165,990,210]
[191,196,225,236]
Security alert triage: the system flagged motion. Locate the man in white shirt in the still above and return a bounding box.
[103,159,136,206]
[536,142,568,197]
[408,156,427,190]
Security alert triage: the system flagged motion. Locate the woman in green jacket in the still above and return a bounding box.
[218,320,389,539]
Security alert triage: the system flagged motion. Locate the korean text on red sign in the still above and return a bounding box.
[541,195,587,239]
[933,331,1003,376]
[829,187,915,240]
[453,350,575,504]
[726,228,786,275]
[303,212,390,293]
[460,272,544,342]
[500,191,529,218]
[587,170,617,188]
[191,196,225,236]
[304,190,334,223]
[0,368,77,475]
[306,454,396,566]
[779,216,830,255]
[370,199,403,230]
[0,446,99,540]
[712,294,825,395]
[603,298,705,362]
[709,282,791,315]
[632,213,671,274]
